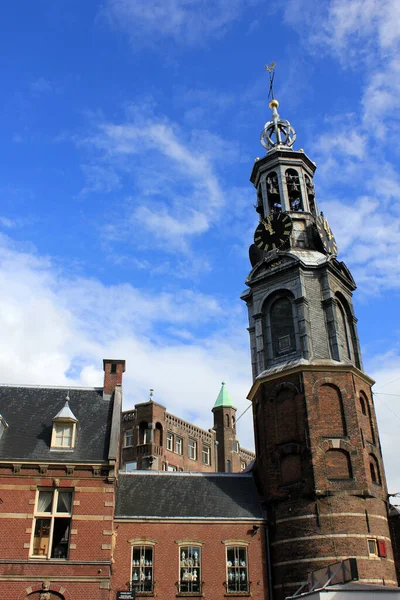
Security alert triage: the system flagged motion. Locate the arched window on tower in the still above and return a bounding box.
[280,453,301,485]
[318,384,347,437]
[225,414,230,428]
[275,386,299,444]
[335,293,361,368]
[325,449,352,480]
[304,174,316,214]
[155,422,163,447]
[270,297,296,357]
[359,391,375,444]
[266,171,281,213]
[369,454,381,485]
[255,186,265,219]
[286,169,303,211]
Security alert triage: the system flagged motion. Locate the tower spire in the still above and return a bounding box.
[261,63,296,152]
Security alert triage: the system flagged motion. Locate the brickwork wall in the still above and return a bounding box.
[121,403,254,473]
[0,467,114,599]
[213,407,242,472]
[112,520,267,600]
[253,366,397,598]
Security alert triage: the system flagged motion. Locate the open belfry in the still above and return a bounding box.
[241,69,397,597]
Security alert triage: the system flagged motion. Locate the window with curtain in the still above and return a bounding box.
[31,489,73,559]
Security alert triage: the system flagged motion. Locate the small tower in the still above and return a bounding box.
[242,91,396,596]
[212,382,240,472]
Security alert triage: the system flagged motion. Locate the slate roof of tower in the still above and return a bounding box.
[213,382,235,409]
[116,472,263,519]
[0,385,113,462]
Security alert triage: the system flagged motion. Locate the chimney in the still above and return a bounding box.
[103,359,126,397]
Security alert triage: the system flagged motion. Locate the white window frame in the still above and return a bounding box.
[188,439,197,460]
[175,436,183,455]
[143,428,152,444]
[131,544,154,593]
[179,545,202,594]
[30,488,73,559]
[124,429,133,447]
[202,445,211,466]
[50,421,76,450]
[226,545,249,594]
[166,432,173,451]
[368,538,378,557]
[233,441,239,453]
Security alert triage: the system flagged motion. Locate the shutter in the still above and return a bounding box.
[377,540,387,558]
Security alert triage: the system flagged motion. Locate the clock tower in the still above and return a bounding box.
[242,99,397,596]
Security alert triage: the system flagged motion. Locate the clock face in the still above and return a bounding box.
[316,214,338,255]
[254,212,293,252]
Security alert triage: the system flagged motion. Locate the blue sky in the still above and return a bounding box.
[1,0,400,491]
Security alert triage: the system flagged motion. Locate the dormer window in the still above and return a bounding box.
[0,414,9,440]
[51,399,78,451]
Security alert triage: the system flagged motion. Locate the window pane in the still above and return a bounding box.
[180,546,201,594]
[37,491,53,513]
[125,430,133,446]
[167,433,173,450]
[270,298,295,357]
[57,491,72,513]
[32,518,51,556]
[227,546,248,593]
[132,545,153,593]
[51,518,70,559]
[188,439,197,460]
[55,423,73,448]
[126,461,137,472]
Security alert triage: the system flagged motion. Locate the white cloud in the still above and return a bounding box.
[79,164,121,195]
[0,233,255,450]
[79,107,226,256]
[30,77,60,96]
[102,0,255,46]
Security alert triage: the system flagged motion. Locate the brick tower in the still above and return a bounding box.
[241,97,397,597]
[212,381,240,472]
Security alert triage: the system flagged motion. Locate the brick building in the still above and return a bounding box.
[0,359,122,599]
[112,472,266,598]
[120,382,255,473]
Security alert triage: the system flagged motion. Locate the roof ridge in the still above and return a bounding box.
[0,384,103,391]
[119,471,253,477]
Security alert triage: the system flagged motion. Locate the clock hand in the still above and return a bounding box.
[263,220,275,234]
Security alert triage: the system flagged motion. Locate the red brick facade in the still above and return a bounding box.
[111,520,267,599]
[250,365,397,598]
[0,468,115,599]
[120,399,254,473]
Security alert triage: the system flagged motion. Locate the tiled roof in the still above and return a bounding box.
[0,385,113,463]
[116,472,263,520]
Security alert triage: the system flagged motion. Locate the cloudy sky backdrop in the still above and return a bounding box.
[1,0,400,494]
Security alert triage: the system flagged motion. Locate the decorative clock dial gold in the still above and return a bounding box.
[316,214,338,255]
[254,212,293,252]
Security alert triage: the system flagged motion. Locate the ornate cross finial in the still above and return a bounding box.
[265,62,276,100]
[149,389,154,401]
[260,62,297,152]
